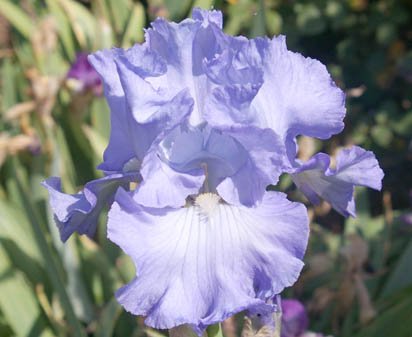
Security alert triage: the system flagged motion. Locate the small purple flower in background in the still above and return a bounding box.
[281,299,309,337]
[43,8,384,336]
[280,299,332,337]
[66,52,103,96]
[400,212,412,227]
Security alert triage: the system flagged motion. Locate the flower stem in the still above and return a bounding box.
[274,295,282,337]
[274,311,282,337]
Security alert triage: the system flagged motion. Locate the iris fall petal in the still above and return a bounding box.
[108,188,309,333]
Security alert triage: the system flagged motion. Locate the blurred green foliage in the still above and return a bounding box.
[0,0,411,337]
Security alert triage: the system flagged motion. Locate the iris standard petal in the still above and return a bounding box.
[192,8,223,28]
[42,173,136,242]
[115,53,194,124]
[108,188,309,333]
[132,148,205,208]
[217,126,287,206]
[134,124,286,208]
[138,8,234,126]
[252,35,346,160]
[88,10,298,208]
[159,126,248,191]
[292,146,384,217]
[137,17,204,126]
[89,48,193,174]
[88,49,135,172]
[203,37,267,127]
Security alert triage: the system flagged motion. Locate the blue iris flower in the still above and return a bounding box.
[43,8,383,334]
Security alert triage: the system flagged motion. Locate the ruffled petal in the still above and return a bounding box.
[217,126,286,206]
[332,146,384,190]
[292,146,384,217]
[90,47,194,174]
[108,189,309,333]
[140,17,203,126]
[159,126,248,190]
[88,49,133,172]
[203,37,267,127]
[134,124,286,208]
[88,50,161,173]
[252,36,346,159]
[192,8,223,28]
[42,174,136,242]
[132,149,204,208]
[106,8,228,135]
[114,51,194,124]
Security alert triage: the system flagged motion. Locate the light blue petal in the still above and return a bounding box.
[133,147,205,208]
[108,188,309,333]
[160,126,248,191]
[292,146,384,216]
[217,126,286,206]
[252,36,346,160]
[42,174,136,241]
[88,49,163,172]
[135,124,286,208]
[115,53,194,124]
[203,37,267,127]
[192,8,223,28]
[88,49,135,172]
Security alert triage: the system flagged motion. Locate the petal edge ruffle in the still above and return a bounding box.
[108,189,309,333]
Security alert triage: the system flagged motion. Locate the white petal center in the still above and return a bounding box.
[195,192,221,217]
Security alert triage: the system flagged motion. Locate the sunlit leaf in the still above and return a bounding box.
[0,1,36,39]
[121,2,145,47]
[0,246,54,337]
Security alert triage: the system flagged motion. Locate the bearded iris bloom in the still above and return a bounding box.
[43,8,383,335]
